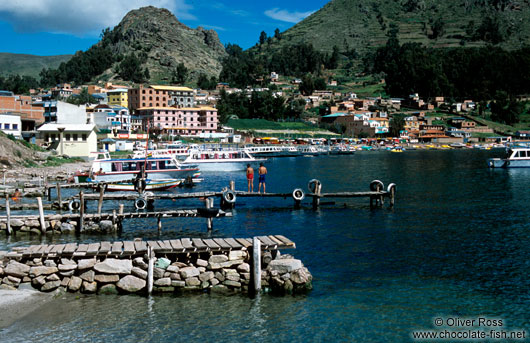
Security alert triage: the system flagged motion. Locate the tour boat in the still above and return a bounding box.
[131,144,190,161]
[244,145,284,158]
[180,148,265,171]
[297,145,321,156]
[85,152,200,182]
[99,179,183,192]
[487,148,530,168]
[329,145,355,155]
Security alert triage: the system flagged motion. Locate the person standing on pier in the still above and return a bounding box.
[246,164,254,192]
[258,162,267,193]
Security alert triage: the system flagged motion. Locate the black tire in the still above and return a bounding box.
[387,183,396,194]
[370,180,384,192]
[68,199,80,211]
[222,190,236,204]
[308,179,321,193]
[292,188,305,201]
[135,197,147,210]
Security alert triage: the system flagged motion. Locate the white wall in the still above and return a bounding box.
[57,101,87,125]
[0,114,22,138]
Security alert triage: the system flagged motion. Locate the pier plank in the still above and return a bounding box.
[223,238,242,249]
[23,245,40,257]
[267,235,284,246]
[74,243,88,257]
[258,236,277,248]
[147,241,163,252]
[191,238,208,251]
[202,239,220,250]
[235,238,252,248]
[180,238,194,250]
[99,242,111,255]
[158,240,173,253]
[44,245,55,254]
[274,235,296,248]
[111,241,123,255]
[213,238,232,250]
[169,239,184,251]
[123,241,135,255]
[134,240,148,253]
[63,243,78,254]
[87,243,100,256]
[51,244,66,254]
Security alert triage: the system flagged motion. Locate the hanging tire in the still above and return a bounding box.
[387,183,396,194]
[370,180,384,192]
[292,188,305,201]
[135,197,147,210]
[68,199,81,211]
[308,179,321,193]
[222,190,236,204]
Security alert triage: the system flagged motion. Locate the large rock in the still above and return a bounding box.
[229,250,247,261]
[171,280,185,287]
[196,259,208,267]
[82,281,98,293]
[199,271,214,282]
[5,261,30,277]
[58,264,77,272]
[99,220,114,232]
[166,265,179,273]
[209,255,228,264]
[98,284,118,295]
[154,277,171,286]
[222,280,242,288]
[78,258,96,270]
[68,276,82,292]
[153,267,164,279]
[237,263,250,273]
[131,267,147,279]
[267,259,302,274]
[60,222,74,232]
[133,257,148,270]
[116,275,146,293]
[46,273,60,281]
[41,280,61,292]
[179,267,199,279]
[94,259,132,274]
[9,219,24,227]
[29,266,58,277]
[80,270,95,282]
[290,267,312,285]
[185,277,201,287]
[94,274,119,283]
[32,275,46,287]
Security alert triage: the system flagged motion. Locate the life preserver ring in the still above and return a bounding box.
[222,190,236,204]
[387,183,396,194]
[135,197,147,210]
[308,179,321,193]
[292,188,305,201]
[370,180,384,192]
[69,199,81,211]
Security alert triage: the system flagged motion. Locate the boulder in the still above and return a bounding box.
[60,270,75,277]
[116,275,146,293]
[46,273,60,281]
[5,261,30,277]
[94,274,119,283]
[210,278,220,286]
[225,273,240,282]
[60,222,74,233]
[237,263,250,273]
[171,280,185,287]
[44,260,57,267]
[153,267,165,279]
[131,267,147,280]
[26,220,40,228]
[199,271,214,282]
[179,267,199,279]
[196,259,208,267]
[58,264,77,272]
[133,257,148,270]
[77,258,96,270]
[41,280,61,292]
[208,254,228,264]
[60,277,70,287]
[290,267,312,285]
[215,271,225,282]
[29,266,58,277]
[154,277,171,287]
[99,220,114,232]
[223,280,242,288]
[68,276,82,292]
[98,284,118,295]
[166,265,179,273]
[185,277,201,287]
[61,258,76,265]
[267,259,302,274]
[7,275,21,285]
[32,275,46,287]
[228,250,247,261]
[82,281,98,293]
[94,259,132,274]
[80,270,95,282]
[9,219,24,227]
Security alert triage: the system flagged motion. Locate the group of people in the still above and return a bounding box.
[246,163,267,193]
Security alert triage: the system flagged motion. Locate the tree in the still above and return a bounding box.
[259,31,268,45]
[314,78,327,90]
[390,113,405,137]
[274,28,281,40]
[172,63,188,84]
[66,87,97,105]
[490,91,521,125]
[299,73,315,96]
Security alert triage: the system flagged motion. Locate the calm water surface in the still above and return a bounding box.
[2,149,530,342]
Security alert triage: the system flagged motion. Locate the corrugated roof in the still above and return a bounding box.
[150,85,194,92]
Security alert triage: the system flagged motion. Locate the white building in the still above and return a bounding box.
[33,100,87,124]
[38,123,98,158]
[89,105,131,133]
[0,113,22,138]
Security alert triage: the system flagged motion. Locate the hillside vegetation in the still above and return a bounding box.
[0,53,71,78]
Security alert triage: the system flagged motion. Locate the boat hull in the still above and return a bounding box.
[181,160,263,171]
[92,169,199,182]
[488,158,530,168]
[104,179,182,192]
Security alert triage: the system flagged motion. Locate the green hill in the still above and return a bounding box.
[263,0,530,54]
[0,53,71,78]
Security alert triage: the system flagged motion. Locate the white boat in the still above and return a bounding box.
[86,152,200,182]
[297,145,321,156]
[180,148,266,171]
[244,145,283,157]
[101,179,182,192]
[131,145,190,161]
[487,148,530,168]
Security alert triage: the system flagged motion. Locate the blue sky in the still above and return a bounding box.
[0,0,329,56]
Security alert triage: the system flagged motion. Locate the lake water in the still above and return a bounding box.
[2,149,530,342]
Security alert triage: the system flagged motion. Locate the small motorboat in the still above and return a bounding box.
[97,179,183,192]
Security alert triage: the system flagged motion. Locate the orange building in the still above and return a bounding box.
[0,92,45,141]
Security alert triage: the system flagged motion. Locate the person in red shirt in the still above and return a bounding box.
[246,164,254,192]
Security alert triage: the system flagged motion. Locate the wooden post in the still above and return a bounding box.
[206,197,213,231]
[389,186,395,207]
[78,191,84,233]
[37,197,46,234]
[6,196,12,236]
[112,209,117,225]
[118,204,124,233]
[47,185,51,201]
[252,237,261,294]
[147,246,154,295]
[229,180,235,191]
[56,183,62,213]
[119,204,124,215]
[97,186,105,215]
[157,214,162,234]
[312,183,322,210]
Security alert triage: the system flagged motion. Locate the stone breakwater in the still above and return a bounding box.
[0,215,116,234]
[0,250,312,295]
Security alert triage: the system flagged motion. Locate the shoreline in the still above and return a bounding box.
[0,288,57,329]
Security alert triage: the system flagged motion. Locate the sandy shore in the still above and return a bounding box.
[0,288,56,329]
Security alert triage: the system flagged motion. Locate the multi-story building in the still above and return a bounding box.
[0,91,44,142]
[128,85,195,111]
[88,104,131,133]
[107,88,129,108]
[136,106,218,136]
[0,113,22,138]
[32,100,87,124]
[38,123,98,158]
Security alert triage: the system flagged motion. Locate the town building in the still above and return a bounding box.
[107,88,129,108]
[128,85,195,111]
[51,83,73,99]
[88,104,131,133]
[0,91,45,142]
[0,113,22,138]
[37,123,98,158]
[32,101,87,124]
[136,106,218,136]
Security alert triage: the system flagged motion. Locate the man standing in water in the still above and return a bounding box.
[246,164,254,192]
[258,162,267,193]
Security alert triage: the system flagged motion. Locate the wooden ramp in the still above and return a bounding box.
[6,235,296,259]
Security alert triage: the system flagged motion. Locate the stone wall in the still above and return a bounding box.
[0,215,117,234]
[0,250,312,295]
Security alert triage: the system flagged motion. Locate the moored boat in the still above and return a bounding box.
[180,148,265,171]
[487,148,530,168]
[100,179,182,192]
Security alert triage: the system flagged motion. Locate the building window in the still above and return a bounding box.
[142,96,146,100]
[73,134,78,141]
[4,123,10,129]
[13,124,18,129]
[82,134,87,141]
[65,134,71,141]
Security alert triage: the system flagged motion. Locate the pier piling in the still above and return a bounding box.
[147,246,155,295]
[5,196,11,236]
[252,237,261,294]
[78,191,84,233]
[56,183,62,213]
[37,197,46,234]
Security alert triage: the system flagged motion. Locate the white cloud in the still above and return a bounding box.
[0,0,195,36]
[264,8,314,23]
